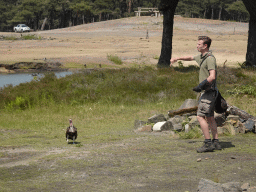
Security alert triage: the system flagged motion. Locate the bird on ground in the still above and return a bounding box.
[66,119,77,144]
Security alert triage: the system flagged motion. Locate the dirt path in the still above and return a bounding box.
[0,16,249,67]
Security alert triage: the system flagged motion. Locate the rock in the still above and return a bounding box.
[198,179,242,192]
[188,116,200,128]
[236,121,246,134]
[221,122,236,135]
[153,121,173,132]
[138,125,153,132]
[168,116,185,124]
[185,124,191,132]
[179,99,198,109]
[134,120,146,129]
[215,113,226,127]
[173,123,183,131]
[243,118,255,132]
[221,182,242,192]
[148,114,166,124]
[198,178,224,192]
[241,183,250,191]
[226,115,240,122]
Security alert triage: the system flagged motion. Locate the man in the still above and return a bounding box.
[170,36,221,153]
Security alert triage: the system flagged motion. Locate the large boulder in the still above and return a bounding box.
[179,98,198,109]
[153,121,173,131]
[197,178,242,192]
[148,114,166,124]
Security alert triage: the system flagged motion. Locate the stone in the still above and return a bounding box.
[221,182,242,192]
[134,120,146,129]
[188,116,200,128]
[226,115,241,122]
[178,99,198,109]
[198,178,224,192]
[168,116,185,125]
[185,124,191,132]
[215,113,226,127]
[243,118,255,132]
[241,183,250,191]
[152,121,173,132]
[173,123,183,131]
[198,179,242,192]
[148,114,166,124]
[221,122,236,135]
[137,125,153,132]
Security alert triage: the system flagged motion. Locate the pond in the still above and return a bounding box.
[0,71,74,89]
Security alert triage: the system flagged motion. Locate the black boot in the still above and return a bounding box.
[212,139,222,150]
[197,140,215,153]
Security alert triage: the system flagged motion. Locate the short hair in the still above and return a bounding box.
[198,36,212,48]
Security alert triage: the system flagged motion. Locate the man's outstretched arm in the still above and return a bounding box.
[170,56,194,66]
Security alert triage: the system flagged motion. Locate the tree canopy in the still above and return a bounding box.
[0,0,249,32]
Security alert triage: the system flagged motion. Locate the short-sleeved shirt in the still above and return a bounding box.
[194,52,217,90]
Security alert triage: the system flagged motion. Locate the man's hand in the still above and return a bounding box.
[170,56,194,67]
[170,58,178,66]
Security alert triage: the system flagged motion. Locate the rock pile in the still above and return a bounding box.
[134,99,256,135]
[197,178,256,192]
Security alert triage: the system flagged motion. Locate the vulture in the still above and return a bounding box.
[66,119,77,144]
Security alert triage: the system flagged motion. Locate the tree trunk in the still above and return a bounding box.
[204,8,207,18]
[245,17,256,66]
[157,0,179,68]
[242,0,256,66]
[218,7,222,20]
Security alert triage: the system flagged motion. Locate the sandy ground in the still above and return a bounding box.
[0,16,249,68]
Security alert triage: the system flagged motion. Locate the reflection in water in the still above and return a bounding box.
[0,71,74,88]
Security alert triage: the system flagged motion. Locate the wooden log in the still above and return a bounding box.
[168,106,198,117]
[227,105,256,121]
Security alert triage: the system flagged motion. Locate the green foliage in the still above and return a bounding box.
[2,36,18,40]
[21,34,41,40]
[176,0,249,21]
[0,67,198,111]
[178,126,203,139]
[0,0,248,32]
[107,54,123,65]
[2,34,42,40]
[1,66,255,113]
[227,85,256,96]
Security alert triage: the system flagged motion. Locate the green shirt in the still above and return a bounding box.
[194,52,217,90]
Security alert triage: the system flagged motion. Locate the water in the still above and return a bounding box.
[0,71,73,88]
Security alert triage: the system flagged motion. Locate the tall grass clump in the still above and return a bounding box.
[107,54,123,65]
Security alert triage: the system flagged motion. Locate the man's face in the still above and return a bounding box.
[197,40,207,52]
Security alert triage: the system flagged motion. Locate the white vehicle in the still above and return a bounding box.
[14,24,30,33]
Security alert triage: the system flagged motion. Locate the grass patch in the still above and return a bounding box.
[21,34,41,40]
[2,34,42,41]
[107,54,123,65]
[0,66,256,191]
[178,126,203,139]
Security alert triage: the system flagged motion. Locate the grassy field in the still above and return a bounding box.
[0,65,256,191]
